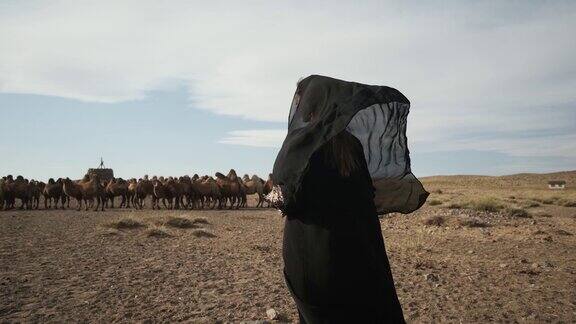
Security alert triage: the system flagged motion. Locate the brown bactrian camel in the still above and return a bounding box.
[0,177,7,210]
[62,177,83,211]
[78,173,105,211]
[43,178,66,209]
[165,178,184,209]
[238,178,248,208]
[152,179,173,209]
[135,178,154,209]
[214,172,229,209]
[29,180,44,209]
[126,178,137,208]
[105,178,128,208]
[215,169,243,209]
[243,175,265,208]
[4,176,32,210]
[178,176,195,209]
[193,176,220,209]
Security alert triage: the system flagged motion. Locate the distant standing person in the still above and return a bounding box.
[271,75,428,323]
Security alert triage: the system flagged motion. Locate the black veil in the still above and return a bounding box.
[272,75,428,215]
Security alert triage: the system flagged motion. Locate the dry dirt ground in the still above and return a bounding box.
[1,172,576,323]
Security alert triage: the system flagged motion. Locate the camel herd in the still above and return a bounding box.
[0,170,274,211]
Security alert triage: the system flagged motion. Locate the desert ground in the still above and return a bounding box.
[1,171,575,323]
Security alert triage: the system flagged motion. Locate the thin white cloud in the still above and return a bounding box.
[1,1,575,157]
[218,129,286,148]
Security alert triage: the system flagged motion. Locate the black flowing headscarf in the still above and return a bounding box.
[272,75,428,215]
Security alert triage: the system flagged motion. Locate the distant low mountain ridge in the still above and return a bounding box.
[421,170,576,189]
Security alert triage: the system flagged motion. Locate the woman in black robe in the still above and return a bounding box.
[282,130,406,323]
[272,75,427,323]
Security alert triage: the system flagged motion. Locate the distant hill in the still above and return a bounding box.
[421,170,576,189]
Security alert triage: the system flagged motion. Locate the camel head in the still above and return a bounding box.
[215,172,226,180]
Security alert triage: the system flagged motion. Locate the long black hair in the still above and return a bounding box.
[324,131,362,177]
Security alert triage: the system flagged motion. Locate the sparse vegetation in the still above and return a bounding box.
[101,228,120,236]
[445,202,462,209]
[468,198,503,212]
[523,201,540,208]
[427,199,443,206]
[193,217,210,225]
[534,197,554,205]
[563,201,576,207]
[193,229,216,238]
[108,217,145,229]
[506,207,531,218]
[423,215,445,226]
[458,217,490,228]
[166,216,196,228]
[146,226,172,238]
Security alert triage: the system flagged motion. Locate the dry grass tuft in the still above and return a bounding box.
[427,199,443,206]
[534,197,554,205]
[101,228,120,236]
[146,226,172,238]
[193,217,210,225]
[445,203,462,209]
[166,216,197,229]
[468,198,503,212]
[506,207,531,218]
[523,201,541,208]
[193,229,216,238]
[108,217,145,230]
[563,201,576,207]
[458,217,490,228]
[553,229,573,236]
[423,215,445,226]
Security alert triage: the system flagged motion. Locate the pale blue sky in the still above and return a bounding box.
[1,1,575,180]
